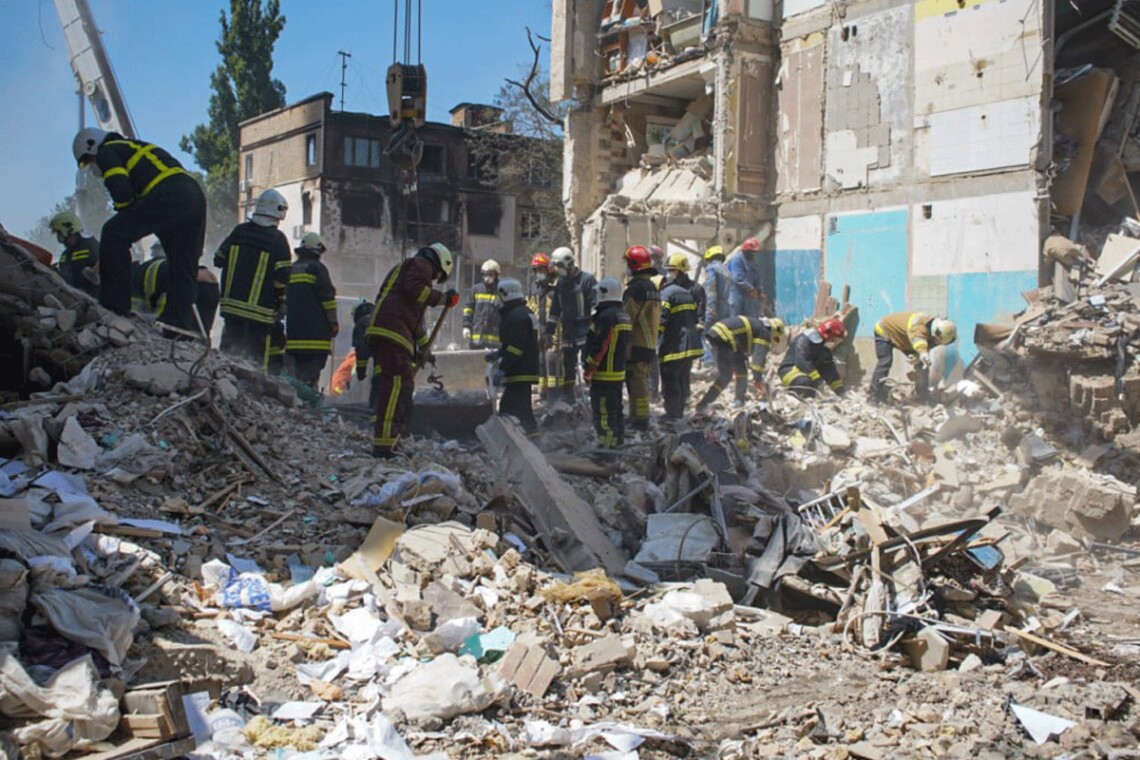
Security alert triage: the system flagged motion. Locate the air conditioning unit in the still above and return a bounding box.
[1110,0,1140,49]
[293,225,306,239]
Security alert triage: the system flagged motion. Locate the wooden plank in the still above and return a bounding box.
[80,736,197,760]
[1008,628,1110,667]
[477,416,627,576]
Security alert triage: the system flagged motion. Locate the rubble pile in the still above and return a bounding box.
[1,241,1139,757]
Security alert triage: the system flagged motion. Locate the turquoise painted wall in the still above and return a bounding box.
[824,209,909,337]
[770,249,821,326]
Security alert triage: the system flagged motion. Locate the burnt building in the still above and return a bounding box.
[237,93,566,303]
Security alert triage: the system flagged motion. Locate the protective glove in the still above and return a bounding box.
[918,352,931,369]
[330,322,340,338]
[583,365,595,384]
[444,289,460,308]
[462,327,472,340]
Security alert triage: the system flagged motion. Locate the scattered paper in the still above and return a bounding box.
[1009,701,1077,744]
[272,701,323,721]
[217,618,258,653]
[120,517,184,535]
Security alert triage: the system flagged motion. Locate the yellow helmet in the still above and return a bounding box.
[298,232,327,254]
[49,211,83,238]
[931,318,957,345]
[666,252,690,272]
[704,245,724,261]
[767,318,786,350]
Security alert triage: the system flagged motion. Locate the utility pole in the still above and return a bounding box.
[337,50,351,111]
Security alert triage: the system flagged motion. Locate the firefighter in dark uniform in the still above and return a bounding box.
[285,233,339,390]
[351,299,379,410]
[779,317,847,398]
[658,267,703,420]
[214,189,292,362]
[526,252,561,402]
[72,127,206,335]
[266,321,286,375]
[697,316,786,410]
[463,259,501,349]
[131,243,169,318]
[490,277,539,433]
[546,247,596,402]
[367,243,458,458]
[665,252,706,345]
[584,277,631,447]
[195,266,220,337]
[49,211,100,298]
[621,245,661,429]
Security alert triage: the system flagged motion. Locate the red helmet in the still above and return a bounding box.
[818,317,847,341]
[741,237,761,252]
[530,252,551,270]
[624,245,653,272]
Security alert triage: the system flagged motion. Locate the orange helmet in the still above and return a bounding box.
[530,252,551,271]
[818,317,847,341]
[624,245,653,272]
[741,237,761,252]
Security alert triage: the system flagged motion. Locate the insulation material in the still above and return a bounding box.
[911,191,1040,277]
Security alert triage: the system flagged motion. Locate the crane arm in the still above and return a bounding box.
[53,0,135,138]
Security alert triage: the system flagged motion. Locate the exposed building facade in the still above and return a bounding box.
[553,0,1140,372]
[237,93,566,303]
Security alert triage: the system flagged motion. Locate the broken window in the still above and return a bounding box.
[467,151,499,184]
[344,137,381,169]
[306,134,317,166]
[467,197,501,236]
[341,193,382,228]
[523,160,552,188]
[520,210,542,240]
[420,144,445,175]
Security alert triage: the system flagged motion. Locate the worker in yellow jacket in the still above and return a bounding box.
[870,312,956,403]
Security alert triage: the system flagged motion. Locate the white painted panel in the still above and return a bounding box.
[783,0,826,18]
[911,191,1038,276]
[776,215,822,250]
[914,0,1043,114]
[925,97,1038,176]
[825,5,911,187]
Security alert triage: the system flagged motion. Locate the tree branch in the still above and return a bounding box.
[505,27,561,126]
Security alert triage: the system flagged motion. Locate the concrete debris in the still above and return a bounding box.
[2,242,1140,757]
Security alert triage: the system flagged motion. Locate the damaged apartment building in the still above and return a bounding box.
[237,94,565,300]
[552,0,1140,370]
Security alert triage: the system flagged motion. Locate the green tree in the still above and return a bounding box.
[181,0,286,248]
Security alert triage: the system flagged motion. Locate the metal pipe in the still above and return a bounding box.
[662,476,713,514]
[1055,10,1113,58]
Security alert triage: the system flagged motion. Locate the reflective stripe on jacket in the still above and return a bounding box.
[97,135,189,210]
[709,316,772,372]
[214,222,292,324]
[285,253,337,354]
[585,302,632,382]
[874,311,932,356]
[462,282,501,344]
[658,279,703,363]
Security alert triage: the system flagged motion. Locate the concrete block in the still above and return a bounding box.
[905,628,950,672]
[1009,470,1133,542]
[123,363,190,396]
[569,633,635,678]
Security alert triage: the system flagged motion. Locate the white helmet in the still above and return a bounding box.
[931,318,957,345]
[252,189,288,226]
[72,127,110,166]
[497,277,524,302]
[418,242,454,280]
[550,247,575,271]
[297,232,326,254]
[596,276,622,304]
[481,259,501,275]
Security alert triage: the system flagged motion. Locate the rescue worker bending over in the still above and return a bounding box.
[527,252,561,402]
[779,317,847,398]
[546,247,597,402]
[697,316,785,410]
[621,245,661,429]
[490,278,539,433]
[72,128,206,335]
[585,277,631,448]
[726,237,765,320]
[50,211,100,299]
[214,189,292,361]
[870,313,957,403]
[367,243,458,458]
[658,264,703,419]
[285,233,339,390]
[463,259,501,349]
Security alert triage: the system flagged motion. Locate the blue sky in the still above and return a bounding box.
[0,0,553,238]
